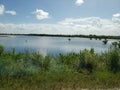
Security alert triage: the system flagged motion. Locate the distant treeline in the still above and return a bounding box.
[0,33,120,39]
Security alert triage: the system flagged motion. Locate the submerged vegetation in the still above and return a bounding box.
[0,44,120,89]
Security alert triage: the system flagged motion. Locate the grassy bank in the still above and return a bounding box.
[0,45,120,89]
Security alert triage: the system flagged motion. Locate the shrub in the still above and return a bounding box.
[59,53,79,69]
[102,39,108,45]
[108,49,120,73]
[77,49,98,74]
[0,44,4,55]
[28,52,51,70]
[43,56,51,70]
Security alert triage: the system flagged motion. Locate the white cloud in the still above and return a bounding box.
[113,13,120,18]
[0,16,120,35]
[32,9,49,20]
[5,10,16,15]
[5,10,17,16]
[58,17,120,35]
[75,0,84,6]
[112,13,120,24]
[0,4,17,15]
[0,4,4,15]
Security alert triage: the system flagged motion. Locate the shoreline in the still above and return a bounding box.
[0,33,120,39]
[0,35,10,37]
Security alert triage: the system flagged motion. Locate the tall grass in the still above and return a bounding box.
[0,44,120,89]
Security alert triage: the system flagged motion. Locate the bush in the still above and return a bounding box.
[59,53,79,69]
[43,56,51,70]
[108,49,120,73]
[0,44,4,55]
[77,49,98,74]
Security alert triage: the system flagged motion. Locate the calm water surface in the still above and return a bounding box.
[0,36,118,55]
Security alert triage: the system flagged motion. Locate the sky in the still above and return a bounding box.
[0,0,120,35]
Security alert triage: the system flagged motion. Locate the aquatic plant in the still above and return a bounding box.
[112,41,120,48]
[102,39,108,45]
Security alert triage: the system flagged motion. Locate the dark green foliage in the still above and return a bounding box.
[102,39,108,45]
[1,33,120,39]
[43,56,51,70]
[0,44,4,55]
[118,41,120,48]
[90,48,94,54]
[112,42,118,48]
[112,41,120,48]
[59,53,79,69]
[77,49,97,74]
[108,49,120,73]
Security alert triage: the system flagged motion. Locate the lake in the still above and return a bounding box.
[0,35,118,55]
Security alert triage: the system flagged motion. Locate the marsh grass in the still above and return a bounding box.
[0,45,120,89]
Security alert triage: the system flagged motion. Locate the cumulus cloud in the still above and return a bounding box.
[0,4,16,15]
[75,0,84,6]
[0,4,4,15]
[59,17,103,27]
[58,17,120,35]
[112,13,120,24]
[32,9,49,20]
[0,16,120,35]
[113,13,120,18]
[5,10,16,15]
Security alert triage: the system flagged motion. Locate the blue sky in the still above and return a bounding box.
[0,0,120,35]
